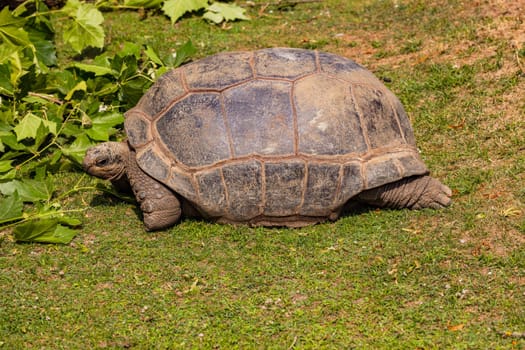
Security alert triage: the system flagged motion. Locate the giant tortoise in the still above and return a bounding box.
[83,48,451,231]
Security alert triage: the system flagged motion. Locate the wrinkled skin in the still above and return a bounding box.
[83,142,182,231]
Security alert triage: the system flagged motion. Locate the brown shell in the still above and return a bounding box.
[124,48,428,221]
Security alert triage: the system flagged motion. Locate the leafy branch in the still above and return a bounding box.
[0,0,221,243]
[96,0,249,24]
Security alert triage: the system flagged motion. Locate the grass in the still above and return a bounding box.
[1,0,525,348]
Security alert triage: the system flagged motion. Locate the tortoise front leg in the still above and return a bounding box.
[127,151,181,231]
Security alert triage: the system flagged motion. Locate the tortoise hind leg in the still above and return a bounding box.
[357,175,452,210]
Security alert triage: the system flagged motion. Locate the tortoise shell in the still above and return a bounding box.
[124,48,428,223]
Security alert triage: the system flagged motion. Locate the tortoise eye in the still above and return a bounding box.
[96,158,109,167]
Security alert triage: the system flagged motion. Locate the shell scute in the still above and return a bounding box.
[165,166,197,201]
[352,85,404,149]
[155,93,231,167]
[295,74,368,155]
[222,161,263,220]
[254,48,317,79]
[195,169,227,217]
[264,161,305,217]
[397,154,428,177]
[136,70,186,118]
[337,162,364,202]
[136,147,170,182]
[364,157,402,189]
[184,52,253,90]
[300,163,341,215]
[125,110,152,147]
[319,51,382,86]
[223,80,295,157]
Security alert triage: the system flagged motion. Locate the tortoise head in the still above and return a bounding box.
[83,142,129,181]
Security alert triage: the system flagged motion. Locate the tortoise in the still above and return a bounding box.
[83,48,451,231]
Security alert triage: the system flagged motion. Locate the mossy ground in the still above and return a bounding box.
[1,0,524,348]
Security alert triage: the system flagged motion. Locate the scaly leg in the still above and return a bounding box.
[127,151,181,231]
[357,175,452,210]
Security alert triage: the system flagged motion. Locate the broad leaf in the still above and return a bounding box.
[124,0,164,8]
[0,7,25,28]
[202,10,222,24]
[118,42,141,58]
[0,133,26,150]
[13,112,41,141]
[46,70,77,95]
[0,169,16,180]
[0,8,30,48]
[13,218,78,244]
[65,80,87,100]
[203,2,249,23]
[59,216,82,227]
[0,63,13,96]
[85,112,124,141]
[62,133,97,165]
[30,121,50,151]
[145,45,163,66]
[72,62,117,76]
[0,159,13,172]
[167,40,196,68]
[162,0,208,23]
[0,178,55,202]
[27,29,57,68]
[62,0,105,53]
[13,113,57,141]
[0,191,23,223]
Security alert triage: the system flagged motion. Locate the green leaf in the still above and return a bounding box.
[0,63,14,96]
[59,216,82,227]
[0,7,25,28]
[144,45,164,66]
[0,159,13,172]
[13,218,78,244]
[13,112,41,141]
[162,0,208,23]
[72,62,117,76]
[0,169,16,180]
[118,42,141,58]
[202,10,222,24]
[13,113,57,141]
[62,133,97,165]
[124,0,164,8]
[169,40,196,68]
[65,80,87,100]
[31,121,49,151]
[0,7,30,48]
[28,29,57,68]
[0,191,23,223]
[46,70,77,95]
[203,2,249,23]
[62,0,105,53]
[1,133,26,150]
[0,178,55,202]
[85,112,124,141]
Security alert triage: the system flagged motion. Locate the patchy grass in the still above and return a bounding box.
[1,0,524,348]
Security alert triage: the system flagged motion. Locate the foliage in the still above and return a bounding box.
[109,0,249,24]
[0,0,198,243]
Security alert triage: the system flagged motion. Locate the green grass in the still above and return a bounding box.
[2,0,525,348]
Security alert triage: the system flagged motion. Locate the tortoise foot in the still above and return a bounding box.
[143,206,182,231]
[357,175,452,210]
